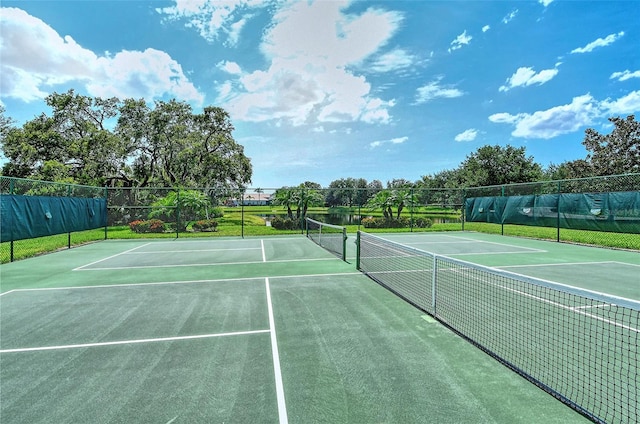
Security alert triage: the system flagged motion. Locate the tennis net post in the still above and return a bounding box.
[305,217,347,261]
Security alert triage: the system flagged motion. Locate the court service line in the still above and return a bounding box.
[265,277,288,424]
[73,242,153,271]
[126,248,262,254]
[447,250,546,256]
[613,261,640,268]
[4,272,362,294]
[496,261,618,269]
[0,329,270,354]
[74,257,337,271]
[261,239,267,262]
[440,235,547,253]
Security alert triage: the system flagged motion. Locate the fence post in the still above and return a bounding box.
[501,185,505,236]
[9,178,15,262]
[67,183,72,249]
[556,181,561,242]
[104,186,108,240]
[176,189,180,239]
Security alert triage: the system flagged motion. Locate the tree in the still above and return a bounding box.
[1,91,252,188]
[2,90,131,185]
[273,187,296,219]
[149,189,214,231]
[457,145,542,187]
[0,105,14,142]
[544,160,594,180]
[389,188,418,219]
[325,177,369,207]
[583,115,639,175]
[116,99,252,188]
[366,190,394,220]
[293,184,324,219]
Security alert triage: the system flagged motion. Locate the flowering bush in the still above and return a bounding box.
[129,219,166,233]
[361,217,432,229]
[192,219,218,232]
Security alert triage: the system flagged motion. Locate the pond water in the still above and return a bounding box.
[261,213,459,226]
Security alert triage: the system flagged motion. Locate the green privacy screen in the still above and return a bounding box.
[0,195,107,242]
[465,191,640,233]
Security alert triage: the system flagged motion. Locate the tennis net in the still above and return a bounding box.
[306,218,347,261]
[356,231,639,424]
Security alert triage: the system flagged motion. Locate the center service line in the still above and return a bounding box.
[265,277,288,424]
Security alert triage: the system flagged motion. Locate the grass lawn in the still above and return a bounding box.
[2,206,639,263]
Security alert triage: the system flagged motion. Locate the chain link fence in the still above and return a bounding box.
[1,177,107,262]
[2,174,638,262]
[464,173,640,250]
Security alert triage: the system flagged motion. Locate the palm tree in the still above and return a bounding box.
[391,189,418,219]
[366,190,394,220]
[273,188,296,219]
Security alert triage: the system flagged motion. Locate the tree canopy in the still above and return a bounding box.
[0,90,252,188]
[583,115,639,176]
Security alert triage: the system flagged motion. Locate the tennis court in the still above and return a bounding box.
[0,232,636,423]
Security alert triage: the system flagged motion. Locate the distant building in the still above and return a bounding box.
[226,193,273,206]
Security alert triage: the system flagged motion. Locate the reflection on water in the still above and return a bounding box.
[261,213,459,225]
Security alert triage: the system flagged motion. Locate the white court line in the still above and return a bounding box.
[0,289,17,297]
[74,257,337,271]
[261,239,267,262]
[447,250,544,256]
[433,235,547,253]
[3,272,362,294]
[126,248,262,254]
[73,242,152,271]
[612,261,640,268]
[265,277,288,424]
[496,261,618,269]
[0,329,270,354]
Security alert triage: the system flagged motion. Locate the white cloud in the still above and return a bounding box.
[502,9,518,24]
[158,0,269,45]
[369,136,408,149]
[448,30,472,52]
[539,0,554,6]
[499,66,559,92]
[482,25,490,33]
[218,1,402,125]
[0,7,203,104]
[490,90,640,139]
[415,77,464,104]
[218,60,243,75]
[571,31,624,54]
[370,49,416,72]
[601,90,640,115]
[610,70,640,82]
[454,129,478,142]
[488,93,623,139]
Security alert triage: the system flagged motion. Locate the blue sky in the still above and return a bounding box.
[1,0,639,188]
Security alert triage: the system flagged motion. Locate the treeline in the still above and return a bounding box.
[0,90,252,189]
[272,115,638,211]
[282,114,639,196]
[1,90,637,194]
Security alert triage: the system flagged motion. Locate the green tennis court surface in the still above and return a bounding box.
[1,233,637,423]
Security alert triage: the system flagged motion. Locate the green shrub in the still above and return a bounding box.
[210,207,224,218]
[413,217,433,228]
[270,216,301,230]
[192,219,219,232]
